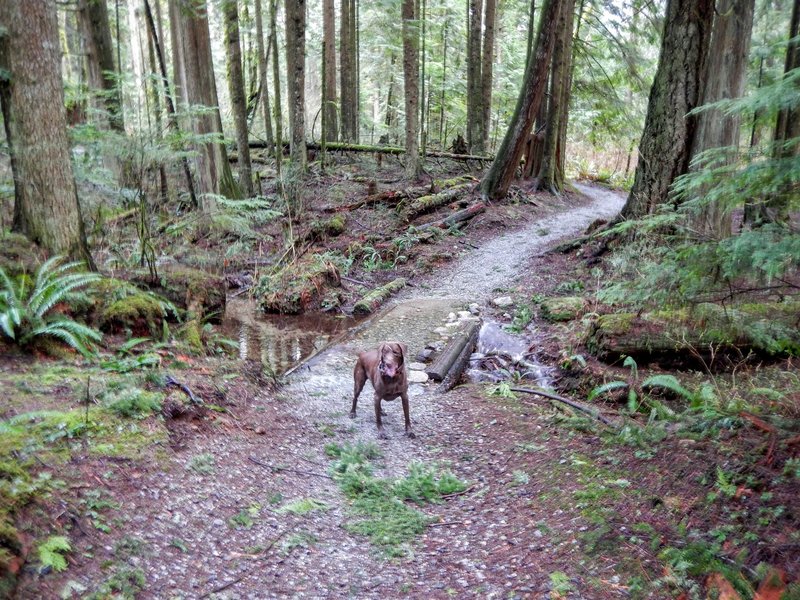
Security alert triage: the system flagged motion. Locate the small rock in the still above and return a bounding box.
[493,296,514,308]
[255,426,267,435]
[408,370,429,384]
[408,362,427,371]
[416,348,433,362]
[468,302,480,314]
[457,310,472,319]
[447,312,457,321]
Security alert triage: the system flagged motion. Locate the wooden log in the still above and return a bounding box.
[439,321,482,392]
[403,183,474,221]
[417,202,486,231]
[336,176,477,212]
[539,296,586,322]
[587,301,800,361]
[248,140,494,161]
[427,320,481,382]
[352,278,407,315]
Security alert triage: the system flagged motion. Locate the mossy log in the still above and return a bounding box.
[257,255,343,314]
[133,266,226,320]
[587,301,800,360]
[352,278,407,315]
[417,202,486,231]
[540,296,586,322]
[336,176,477,212]
[248,140,494,161]
[402,183,474,221]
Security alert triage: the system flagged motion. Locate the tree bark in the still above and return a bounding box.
[340,0,358,141]
[224,0,254,196]
[0,0,93,265]
[322,0,338,142]
[169,0,238,207]
[480,0,496,153]
[479,0,563,200]
[467,0,483,152]
[77,0,124,131]
[537,0,573,194]
[254,0,275,153]
[619,0,715,219]
[270,0,283,175]
[688,0,754,237]
[285,0,307,169]
[402,0,422,180]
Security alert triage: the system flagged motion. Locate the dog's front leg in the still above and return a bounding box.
[401,392,415,438]
[374,394,387,439]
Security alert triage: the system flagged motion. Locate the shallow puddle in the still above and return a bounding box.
[222,298,361,375]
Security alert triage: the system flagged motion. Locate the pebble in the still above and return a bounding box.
[408,370,429,384]
[408,362,427,371]
[492,296,514,308]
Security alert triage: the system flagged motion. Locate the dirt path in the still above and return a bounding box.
[28,185,627,599]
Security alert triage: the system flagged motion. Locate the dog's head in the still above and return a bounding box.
[378,342,406,380]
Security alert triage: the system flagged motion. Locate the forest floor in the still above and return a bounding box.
[2,161,799,599]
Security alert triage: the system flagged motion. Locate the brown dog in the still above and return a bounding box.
[351,342,415,439]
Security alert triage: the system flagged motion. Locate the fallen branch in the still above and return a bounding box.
[438,321,482,392]
[247,456,332,479]
[416,202,486,231]
[165,376,202,405]
[402,183,474,221]
[509,386,615,426]
[428,321,481,382]
[248,140,493,162]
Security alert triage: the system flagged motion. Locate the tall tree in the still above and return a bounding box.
[340,0,358,142]
[619,0,715,219]
[480,0,563,200]
[466,0,483,151]
[402,0,421,179]
[169,0,238,207]
[689,0,755,236]
[322,0,338,142]
[480,0,497,152]
[0,0,93,264]
[223,0,255,196]
[537,0,574,193]
[254,0,275,154]
[270,0,283,175]
[77,0,124,131]
[285,0,307,169]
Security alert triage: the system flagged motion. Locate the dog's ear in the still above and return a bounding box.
[392,342,407,365]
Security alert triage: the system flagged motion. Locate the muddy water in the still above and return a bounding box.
[222,298,361,375]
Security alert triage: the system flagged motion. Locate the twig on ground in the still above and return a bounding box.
[165,376,202,405]
[509,386,615,426]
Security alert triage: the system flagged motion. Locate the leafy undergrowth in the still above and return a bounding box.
[499,239,800,598]
[325,442,466,557]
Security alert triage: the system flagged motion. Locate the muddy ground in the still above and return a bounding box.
[3,169,799,599]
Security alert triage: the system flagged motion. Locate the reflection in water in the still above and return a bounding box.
[223,298,359,376]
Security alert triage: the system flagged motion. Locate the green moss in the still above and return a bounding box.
[595,313,635,335]
[136,267,225,319]
[0,232,42,276]
[102,293,165,336]
[256,253,346,314]
[540,296,586,322]
[310,214,346,239]
[179,319,203,353]
[353,278,407,315]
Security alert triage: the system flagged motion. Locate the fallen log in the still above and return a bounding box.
[439,321,482,392]
[539,296,586,322]
[509,387,614,426]
[248,140,494,162]
[352,278,407,315]
[427,320,482,382]
[587,301,800,361]
[402,183,474,221]
[417,202,486,231]
[337,176,477,212]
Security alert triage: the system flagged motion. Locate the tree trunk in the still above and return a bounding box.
[254,0,275,153]
[77,0,124,131]
[224,0,254,196]
[270,0,283,175]
[537,0,573,194]
[402,0,421,180]
[688,0,754,237]
[285,0,307,169]
[480,0,496,153]
[340,0,358,142]
[479,0,563,200]
[170,0,238,207]
[322,0,338,142]
[619,0,715,219]
[466,0,483,152]
[0,0,93,265]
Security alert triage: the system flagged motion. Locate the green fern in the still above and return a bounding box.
[588,380,629,401]
[0,257,102,356]
[38,535,71,572]
[641,374,694,401]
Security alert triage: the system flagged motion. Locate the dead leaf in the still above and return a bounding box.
[706,573,742,600]
[754,567,786,600]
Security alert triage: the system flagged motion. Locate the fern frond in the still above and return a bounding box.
[23,320,102,357]
[588,380,629,401]
[0,313,16,340]
[642,374,694,401]
[28,271,101,317]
